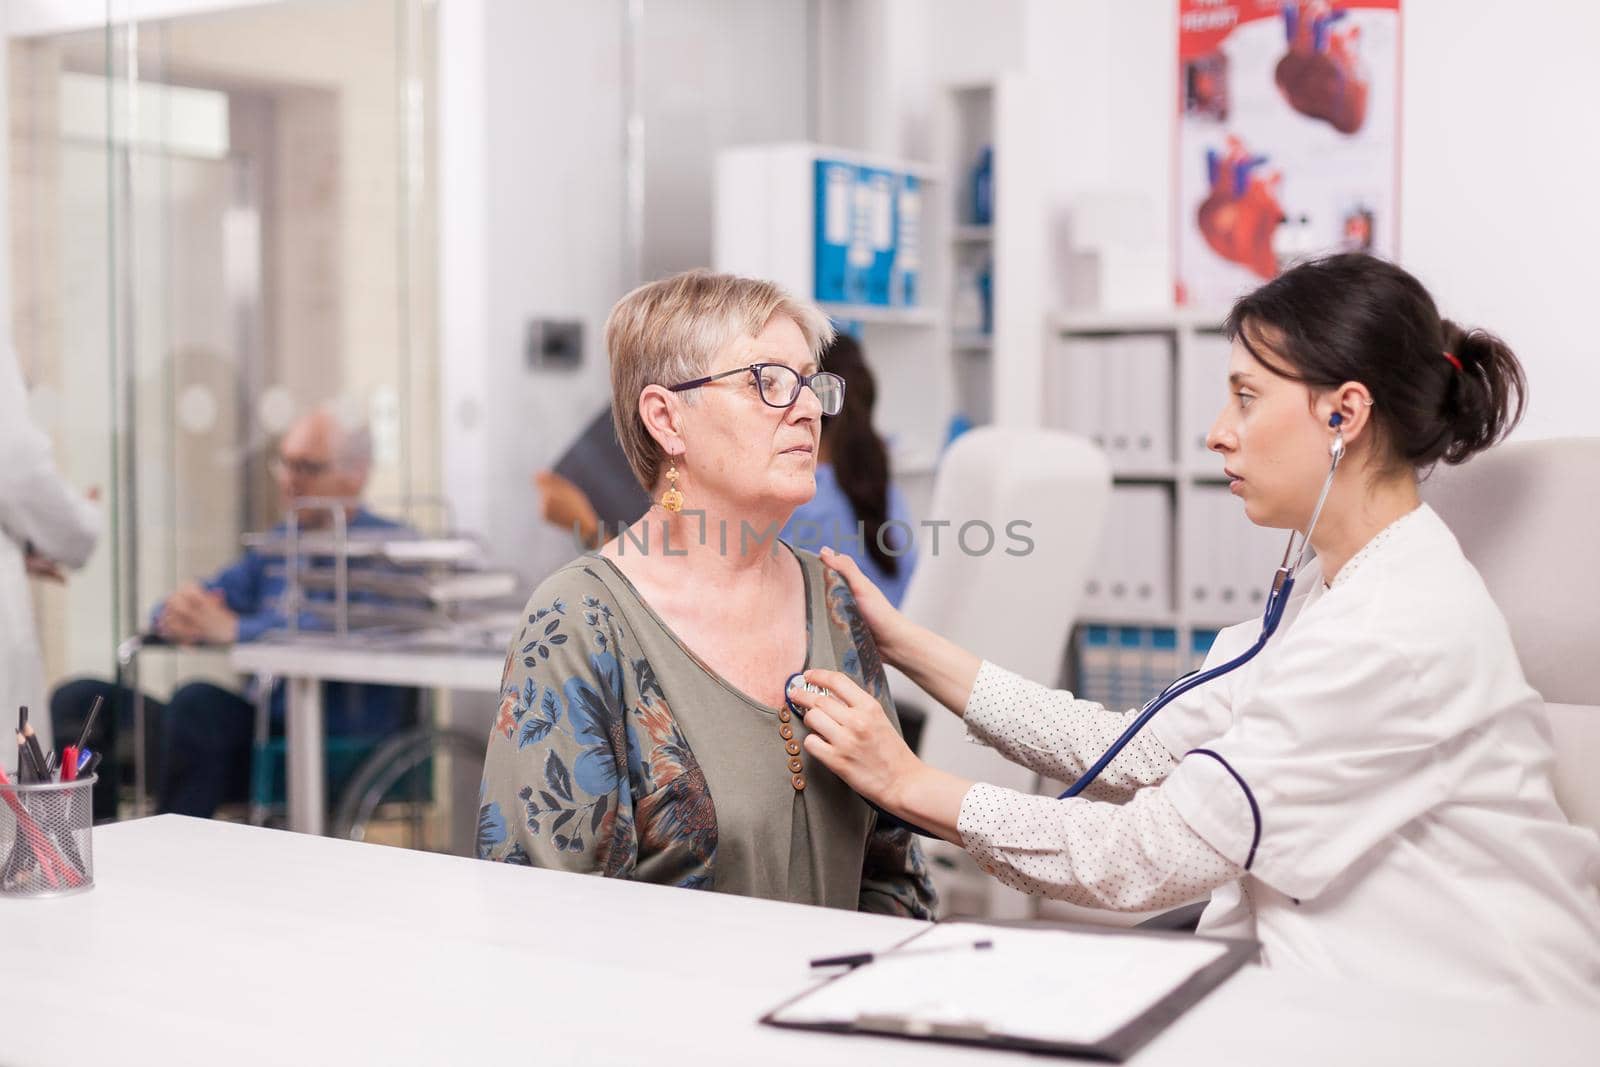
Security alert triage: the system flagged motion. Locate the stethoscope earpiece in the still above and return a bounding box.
[1060,401,1349,821]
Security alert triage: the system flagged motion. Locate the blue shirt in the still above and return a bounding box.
[150,508,414,736]
[782,463,918,608]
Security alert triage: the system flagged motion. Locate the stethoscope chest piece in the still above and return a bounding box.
[784,672,832,718]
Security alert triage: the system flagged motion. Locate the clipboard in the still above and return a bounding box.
[551,407,651,526]
[760,918,1257,1062]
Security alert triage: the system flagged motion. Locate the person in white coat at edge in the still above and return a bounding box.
[0,342,100,752]
[789,254,1600,1007]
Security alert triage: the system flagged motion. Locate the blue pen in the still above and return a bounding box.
[1206,148,1220,187]
[76,748,93,773]
[1284,2,1298,44]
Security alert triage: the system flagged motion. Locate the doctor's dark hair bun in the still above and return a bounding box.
[1225,253,1526,469]
[1436,320,1526,464]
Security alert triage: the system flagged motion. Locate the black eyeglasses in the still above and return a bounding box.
[269,456,331,480]
[668,363,845,416]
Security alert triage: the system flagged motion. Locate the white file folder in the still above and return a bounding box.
[1185,332,1233,469]
[1054,338,1106,449]
[1122,486,1171,615]
[1102,338,1132,465]
[1212,489,1247,619]
[1119,334,1174,472]
[1181,487,1227,622]
[1093,487,1170,620]
[1238,513,1291,615]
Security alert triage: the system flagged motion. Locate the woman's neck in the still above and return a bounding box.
[605,493,794,588]
[1307,468,1421,584]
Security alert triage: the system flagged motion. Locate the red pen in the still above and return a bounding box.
[60,745,78,782]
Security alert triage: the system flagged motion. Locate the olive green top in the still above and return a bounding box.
[476,544,937,918]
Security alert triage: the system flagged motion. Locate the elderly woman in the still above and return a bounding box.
[477,270,936,918]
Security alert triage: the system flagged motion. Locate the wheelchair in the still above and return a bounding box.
[116,634,489,856]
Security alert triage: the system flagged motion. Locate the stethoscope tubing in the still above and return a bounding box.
[793,430,1344,837]
[1057,570,1295,799]
[1058,429,1343,800]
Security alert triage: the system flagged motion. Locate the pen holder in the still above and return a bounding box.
[0,774,96,898]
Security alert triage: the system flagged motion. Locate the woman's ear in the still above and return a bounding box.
[638,384,684,459]
[1324,381,1376,444]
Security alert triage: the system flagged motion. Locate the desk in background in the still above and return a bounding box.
[230,640,503,835]
[6,816,1598,1066]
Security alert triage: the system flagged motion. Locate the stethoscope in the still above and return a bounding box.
[783,415,1347,833]
[1057,412,1346,799]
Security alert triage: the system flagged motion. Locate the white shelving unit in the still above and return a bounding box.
[934,76,1046,432]
[1047,308,1288,678]
[714,142,949,485]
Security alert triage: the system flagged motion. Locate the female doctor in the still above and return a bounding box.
[789,254,1600,1006]
[0,343,100,751]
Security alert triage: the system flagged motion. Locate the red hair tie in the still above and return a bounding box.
[1442,350,1464,373]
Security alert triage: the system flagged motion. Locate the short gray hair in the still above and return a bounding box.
[335,421,373,475]
[311,403,373,476]
[605,270,834,490]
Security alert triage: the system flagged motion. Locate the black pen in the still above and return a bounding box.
[73,695,105,754]
[15,731,47,782]
[811,938,994,970]
[21,718,50,783]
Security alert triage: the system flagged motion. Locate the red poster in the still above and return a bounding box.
[1176,1,1402,307]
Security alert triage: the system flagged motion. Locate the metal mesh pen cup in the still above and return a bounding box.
[0,774,96,898]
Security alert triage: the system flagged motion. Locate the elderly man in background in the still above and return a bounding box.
[51,407,413,822]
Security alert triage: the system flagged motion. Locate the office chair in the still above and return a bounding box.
[1423,436,1600,834]
[889,426,1111,919]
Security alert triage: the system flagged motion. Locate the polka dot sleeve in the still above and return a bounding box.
[962,660,1178,802]
[956,781,1242,912]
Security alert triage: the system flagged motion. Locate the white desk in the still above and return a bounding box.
[5,817,1597,1066]
[230,640,503,835]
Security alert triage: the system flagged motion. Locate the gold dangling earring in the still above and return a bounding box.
[659,458,685,513]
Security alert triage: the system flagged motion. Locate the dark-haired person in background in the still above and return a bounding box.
[790,254,1600,1006]
[781,333,918,607]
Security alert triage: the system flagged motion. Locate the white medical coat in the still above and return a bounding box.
[1157,505,1600,1004]
[0,344,100,751]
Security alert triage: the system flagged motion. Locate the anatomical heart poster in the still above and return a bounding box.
[1176,0,1401,307]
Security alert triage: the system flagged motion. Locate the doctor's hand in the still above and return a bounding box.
[534,470,601,548]
[24,552,66,583]
[817,547,914,664]
[157,583,239,646]
[791,668,970,844]
[819,547,984,725]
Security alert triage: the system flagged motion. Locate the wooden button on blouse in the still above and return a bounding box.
[779,724,794,741]
[785,740,800,756]
[778,707,792,723]
[787,757,803,774]
[791,774,806,791]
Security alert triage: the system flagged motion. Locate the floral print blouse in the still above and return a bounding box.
[476,545,937,920]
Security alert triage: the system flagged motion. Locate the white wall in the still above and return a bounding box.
[439,0,624,577]
[439,0,811,579]
[850,0,1598,441]
[1398,0,1600,440]
[638,0,810,281]
[6,0,277,38]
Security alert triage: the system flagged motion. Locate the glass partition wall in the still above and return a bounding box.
[9,0,438,819]
[10,0,818,842]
